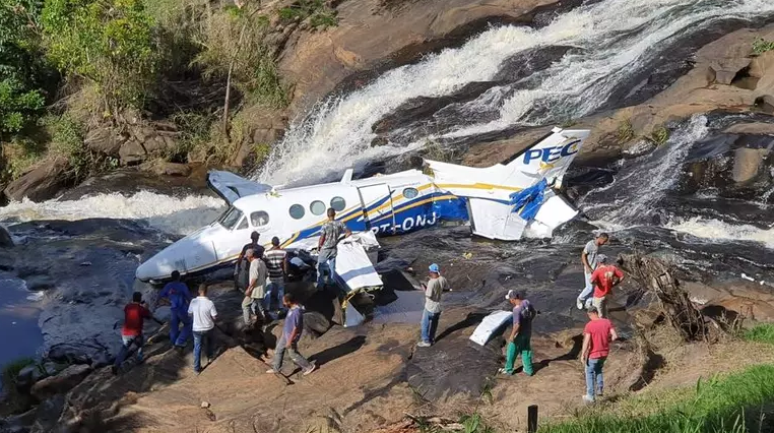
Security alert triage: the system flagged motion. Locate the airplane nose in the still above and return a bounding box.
[135,259,160,282]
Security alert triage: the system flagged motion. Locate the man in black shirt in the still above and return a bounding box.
[235,231,265,290]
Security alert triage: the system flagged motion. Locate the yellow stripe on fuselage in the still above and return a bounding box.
[435,182,523,192]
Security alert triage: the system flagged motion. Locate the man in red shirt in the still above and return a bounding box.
[113,292,152,375]
[581,306,618,403]
[589,255,624,318]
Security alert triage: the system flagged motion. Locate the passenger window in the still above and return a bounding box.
[310,200,326,216]
[403,187,419,199]
[289,204,305,220]
[251,211,270,227]
[330,196,346,212]
[236,217,249,230]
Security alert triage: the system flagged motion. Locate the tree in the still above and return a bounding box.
[41,0,160,114]
[0,0,52,138]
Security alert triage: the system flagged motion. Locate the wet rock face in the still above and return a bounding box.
[0,224,12,248]
[3,157,73,203]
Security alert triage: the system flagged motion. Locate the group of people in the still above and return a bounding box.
[111,209,355,377]
[416,232,624,403]
[116,209,623,403]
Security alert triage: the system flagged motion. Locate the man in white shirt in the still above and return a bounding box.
[188,283,218,374]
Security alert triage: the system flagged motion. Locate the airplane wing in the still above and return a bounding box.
[206,171,273,205]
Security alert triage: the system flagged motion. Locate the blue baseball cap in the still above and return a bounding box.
[429,263,440,273]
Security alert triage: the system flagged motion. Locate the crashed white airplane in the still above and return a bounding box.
[136,127,590,294]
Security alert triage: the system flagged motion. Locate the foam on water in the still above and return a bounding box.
[666,217,774,249]
[0,191,225,236]
[255,0,774,185]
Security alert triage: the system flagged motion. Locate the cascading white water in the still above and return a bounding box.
[0,192,224,236]
[255,0,774,186]
[581,115,710,228]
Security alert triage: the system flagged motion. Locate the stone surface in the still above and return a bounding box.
[119,139,147,166]
[280,0,556,117]
[141,160,192,177]
[732,147,768,183]
[3,157,71,202]
[30,364,92,402]
[709,58,751,85]
[83,128,123,157]
[0,224,13,247]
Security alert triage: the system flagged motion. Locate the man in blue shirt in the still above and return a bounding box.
[266,293,317,376]
[157,271,193,350]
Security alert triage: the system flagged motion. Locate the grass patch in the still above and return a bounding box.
[540,364,774,433]
[752,38,774,56]
[617,120,635,143]
[743,324,774,345]
[279,0,338,30]
[647,125,669,146]
[1,357,37,390]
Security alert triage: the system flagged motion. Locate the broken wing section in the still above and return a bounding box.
[207,170,273,205]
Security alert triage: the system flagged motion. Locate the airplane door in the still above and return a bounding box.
[357,184,394,235]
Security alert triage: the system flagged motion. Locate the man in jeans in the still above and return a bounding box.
[264,236,289,314]
[112,292,152,375]
[589,255,624,318]
[266,293,317,376]
[156,270,192,351]
[581,306,618,403]
[499,290,535,376]
[577,233,610,310]
[242,249,268,327]
[188,284,218,375]
[418,263,449,347]
[316,208,351,290]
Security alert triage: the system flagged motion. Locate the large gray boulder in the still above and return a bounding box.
[3,157,70,202]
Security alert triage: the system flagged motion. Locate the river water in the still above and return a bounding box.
[1,0,773,369]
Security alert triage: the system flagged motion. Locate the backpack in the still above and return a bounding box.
[521,303,537,322]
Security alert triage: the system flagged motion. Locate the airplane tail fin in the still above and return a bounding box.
[502,127,591,186]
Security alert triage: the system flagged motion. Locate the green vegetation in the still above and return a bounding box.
[0,0,339,186]
[279,0,338,29]
[616,120,635,143]
[647,125,670,146]
[742,323,774,345]
[1,357,37,389]
[41,0,160,112]
[540,364,774,433]
[752,38,774,56]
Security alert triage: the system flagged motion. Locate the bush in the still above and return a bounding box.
[616,120,635,143]
[40,114,88,178]
[1,357,36,389]
[41,0,160,112]
[752,38,774,56]
[647,126,669,146]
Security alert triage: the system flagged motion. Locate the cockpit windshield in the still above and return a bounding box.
[217,206,244,230]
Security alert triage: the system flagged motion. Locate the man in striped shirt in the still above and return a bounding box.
[264,236,289,314]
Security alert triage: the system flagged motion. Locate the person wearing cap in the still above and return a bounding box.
[418,263,450,347]
[235,231,265,290]
[264,236,289,314]
[499,290,535,376]
[581,305,618,403]
[577,233,610,310]
[589,255,624,318]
